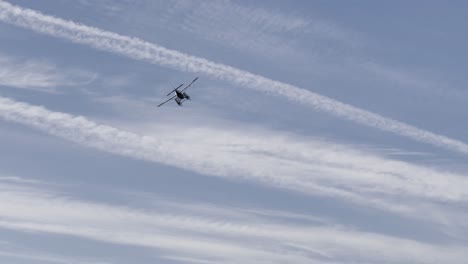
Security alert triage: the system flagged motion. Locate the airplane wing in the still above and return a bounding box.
[167,84,184,96]
[181,77,199,92]
[157,95,176,107]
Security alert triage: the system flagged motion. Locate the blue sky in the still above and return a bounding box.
[0,1,467,263]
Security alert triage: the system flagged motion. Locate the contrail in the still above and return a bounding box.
[0,0,467,155]
[2,95,468,212]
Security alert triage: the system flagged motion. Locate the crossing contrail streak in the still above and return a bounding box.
[2,95,468,209]
[0,0,467,155]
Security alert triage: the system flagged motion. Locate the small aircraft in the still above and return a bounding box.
[157,77,199,107]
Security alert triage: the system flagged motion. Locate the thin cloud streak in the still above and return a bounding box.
[0,182,331,264]
[0,250,106,264]
[1,95,468,230]
[1,180,467,264]
[0,0,467,155]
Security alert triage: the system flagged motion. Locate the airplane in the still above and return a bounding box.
[157,77,199,107]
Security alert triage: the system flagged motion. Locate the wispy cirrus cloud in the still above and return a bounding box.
[0,53,96,92]
[1,178,467,264]
[0,237,107,264]
[1,1,466,264]
[160,0,360,58]
[1,95,468,233]
[0,250,107,264]
[67,0,361,59]
[360,61,468,101]
[0,0,466,155]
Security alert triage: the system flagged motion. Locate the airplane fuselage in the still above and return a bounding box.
[175,90,185,99]
[175,90,190,100]
[174,90,191,106]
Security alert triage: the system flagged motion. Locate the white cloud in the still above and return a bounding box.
[0,0,466,155]
[1,95,468,233]
[0,54,96,92]
[163,0,327,58]
[74,0,362,57]
[0,179,467,264]
[0,250,106,264]
[360,61,468,101]
[0,235,106,264]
